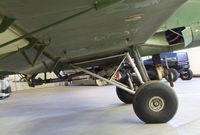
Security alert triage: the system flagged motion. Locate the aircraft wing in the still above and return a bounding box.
[0,0,187,75]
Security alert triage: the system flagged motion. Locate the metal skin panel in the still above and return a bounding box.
[161,0,200,31]
[0,0,187,75]
[140,0,200,56]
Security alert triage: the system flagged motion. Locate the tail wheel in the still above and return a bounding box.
[133,81,178,123]
[180,69,193,80]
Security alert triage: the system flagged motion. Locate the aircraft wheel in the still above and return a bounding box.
[165,68,179,82]
[133,81,178,123]
[180,69,193,80]
[116,79,134,104]
[116,88,134,104]
[147,70,158,80]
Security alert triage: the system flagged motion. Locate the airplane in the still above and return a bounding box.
[0,0,199,123]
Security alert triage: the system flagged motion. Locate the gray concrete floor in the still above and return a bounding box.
[0,78,200,135]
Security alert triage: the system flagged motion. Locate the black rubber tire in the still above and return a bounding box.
[147,70,158,80]
[133,81,178,123]
[165,68,179,82]
[116,88,133,104]
[132,74,143,86]
[180,69,193,80]
[116,79,134,104]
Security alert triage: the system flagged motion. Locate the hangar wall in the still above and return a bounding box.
[186,47,200,75]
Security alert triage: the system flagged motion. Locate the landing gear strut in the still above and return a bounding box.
[72,48,178,123]
[130,48,178,123]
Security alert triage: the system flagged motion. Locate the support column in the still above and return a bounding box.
[152,54,164,80]
[130,47,150,82]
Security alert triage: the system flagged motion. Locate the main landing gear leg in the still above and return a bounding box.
[130,47,178,123]
[72,49,178,123]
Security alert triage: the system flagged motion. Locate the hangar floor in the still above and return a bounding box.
[0,79,200,135]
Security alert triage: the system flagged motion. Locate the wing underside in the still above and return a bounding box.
[0,0,186,75]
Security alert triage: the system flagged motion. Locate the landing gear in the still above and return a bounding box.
[133,81,178,123]
[116,79,134,104]
[72,49,178,123]
[130,49,178,123]
[116,75,141,104]
[147,70,158,80]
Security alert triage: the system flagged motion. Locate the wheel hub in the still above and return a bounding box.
[149,96,165,112]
